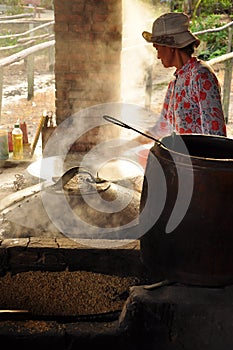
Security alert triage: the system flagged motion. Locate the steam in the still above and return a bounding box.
[121,0,164,105]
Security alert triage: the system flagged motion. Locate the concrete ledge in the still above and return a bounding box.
[0,318,135,350]
[0,238,148,278]
[119,284,233,350]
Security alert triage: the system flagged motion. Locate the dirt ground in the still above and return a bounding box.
[0,57,55,152]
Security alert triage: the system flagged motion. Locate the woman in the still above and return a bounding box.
[141,12,227,141]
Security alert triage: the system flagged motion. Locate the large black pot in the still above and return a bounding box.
[140,133,233,286]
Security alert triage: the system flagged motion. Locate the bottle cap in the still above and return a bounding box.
[14,120,20,128]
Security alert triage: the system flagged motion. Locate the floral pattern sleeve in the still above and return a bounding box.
[151,57,227,138]
[193,62,226,136]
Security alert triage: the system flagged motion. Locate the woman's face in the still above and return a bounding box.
[153,43,175,68]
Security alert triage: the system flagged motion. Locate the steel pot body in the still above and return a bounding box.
[1,169,141,243]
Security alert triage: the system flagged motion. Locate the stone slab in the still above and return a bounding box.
[119,283,233,350]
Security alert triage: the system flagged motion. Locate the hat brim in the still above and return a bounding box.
[142,30,200,48]
[142,31,153,42]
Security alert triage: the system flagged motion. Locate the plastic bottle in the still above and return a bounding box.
[12,121,23,160]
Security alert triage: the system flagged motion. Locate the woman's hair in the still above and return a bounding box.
[179,42,196,56]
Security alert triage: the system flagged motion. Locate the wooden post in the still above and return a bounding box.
[26,54,34,100]
[30,113,46,157]
[26,22,35,100]
[48,25,54,72]
[222,27,233,124]
[145,65,152,110]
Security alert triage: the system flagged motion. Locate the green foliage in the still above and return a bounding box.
[198,0,233,15]
[0,30,18,47]
[172,0,233,15]
[1,0,24,15]
[190,14,231,60]
[2,0,19,5]
[166,1,232,60]
[5,6,24,15]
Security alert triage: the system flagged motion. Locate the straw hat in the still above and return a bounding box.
[142,12,200,48]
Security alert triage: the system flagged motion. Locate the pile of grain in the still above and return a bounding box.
[0,270,139,316]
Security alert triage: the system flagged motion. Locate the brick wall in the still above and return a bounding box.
[52,0,122,151]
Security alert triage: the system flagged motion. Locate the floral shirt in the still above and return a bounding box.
[151,57,227,137]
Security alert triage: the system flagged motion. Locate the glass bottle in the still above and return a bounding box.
[12,121,23,160]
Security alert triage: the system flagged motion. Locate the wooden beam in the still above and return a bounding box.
[208,51,233,65]
[0,40,55,68]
